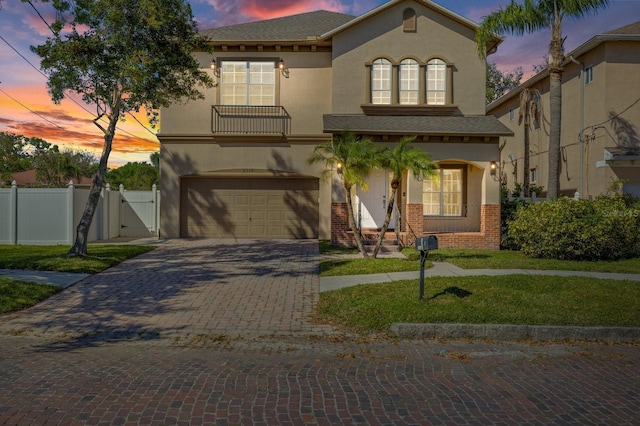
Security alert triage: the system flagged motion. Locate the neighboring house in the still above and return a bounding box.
[158,0,512,249]
[488,21,640,199]
[8,170,93,187]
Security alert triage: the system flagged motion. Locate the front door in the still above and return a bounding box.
[356,171,394,229]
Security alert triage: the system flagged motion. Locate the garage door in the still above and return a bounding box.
[180,177,319,239]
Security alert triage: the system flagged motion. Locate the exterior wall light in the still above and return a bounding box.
[278,58,289,78]
[490,161,498,177]
[210,58,220,77]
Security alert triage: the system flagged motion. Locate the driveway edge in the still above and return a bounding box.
[389,323,640,342]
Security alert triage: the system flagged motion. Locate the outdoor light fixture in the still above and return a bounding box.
[210,58,220,77]
[490,161,498,177]
[336,162,343,175]
[278,58,289,78]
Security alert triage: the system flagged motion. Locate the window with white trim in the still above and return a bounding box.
[530,168,537,183]
[399,59,419,105]
[426,59,446,105]
[220,61,275,105]
[371,58,392,104]
[422,167,463,216]
[585,65,593,85]
[509,107,515,121]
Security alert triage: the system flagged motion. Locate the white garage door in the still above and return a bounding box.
[180,177,319,239]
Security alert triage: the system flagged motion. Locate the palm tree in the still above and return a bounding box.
[373,136,436,258]
[308,131,381,258]
[518,88,544,196]
[475,0,609,199]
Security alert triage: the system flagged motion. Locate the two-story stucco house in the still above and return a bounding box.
[488,21,640,200]
[158,0,512,250]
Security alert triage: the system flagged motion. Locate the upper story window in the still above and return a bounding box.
[371,58,392,104]
[220,60,275,105]
[399,59,419,105]
[585,65,593,85]
[427,59,446,105]
[509,107,515,121]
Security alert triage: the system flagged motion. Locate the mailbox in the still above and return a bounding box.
[415,235,438,252]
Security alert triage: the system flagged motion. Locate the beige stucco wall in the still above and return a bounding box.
[331,1,486,115]
[489,40,640,199]
[160,51,333,136]
[159,140,331,239]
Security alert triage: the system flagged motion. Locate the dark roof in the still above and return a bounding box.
[200,10,355,42]
[604,21,640,35]
[323,115,513,137]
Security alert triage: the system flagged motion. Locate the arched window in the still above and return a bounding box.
[371,58,392,104]
[399,59,419,105]
[427,59,446,105]
[403,8,416,32]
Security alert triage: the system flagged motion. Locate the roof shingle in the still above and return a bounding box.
[200,10,355,42]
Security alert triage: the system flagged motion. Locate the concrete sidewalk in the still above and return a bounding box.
[319,261,640,292]
[0,269,90,288]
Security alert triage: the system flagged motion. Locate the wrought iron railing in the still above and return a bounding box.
[211,105,291,135]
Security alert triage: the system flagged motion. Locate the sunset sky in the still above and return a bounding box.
[1,0,638,167]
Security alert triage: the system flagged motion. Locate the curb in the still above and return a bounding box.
[389,323,640,342]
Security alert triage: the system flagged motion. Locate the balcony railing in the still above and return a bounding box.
[211,105,291,136]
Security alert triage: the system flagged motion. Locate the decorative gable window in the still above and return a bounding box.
[403,8,416,32]
[426,59,446,105]
[220,60,275,105]
[371,58,392,104]
[399,59,419,105]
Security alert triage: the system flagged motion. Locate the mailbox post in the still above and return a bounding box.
[415,235,438,299]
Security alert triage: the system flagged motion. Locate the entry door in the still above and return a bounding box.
[356,171,394,229]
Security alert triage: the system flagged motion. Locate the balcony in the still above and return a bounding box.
[211,105,291,136]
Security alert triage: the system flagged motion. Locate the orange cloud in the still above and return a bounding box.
[239,0,346,20]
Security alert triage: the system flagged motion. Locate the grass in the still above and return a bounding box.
[319,242,640,276]
[430,248,640,273]
[0,245,156,274]
[0,277,62,314]
[317,275,640,332]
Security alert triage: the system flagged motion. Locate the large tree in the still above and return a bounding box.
[106,161,159,190]
[475,0,609,199]
[518,88,545,196]
[372,137,436,258]
[33,0,214,255]
[486,62,523,104]
[0,132,31,183]
[308,131,381,258]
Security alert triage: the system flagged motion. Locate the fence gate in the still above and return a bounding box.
[119,185,158,238]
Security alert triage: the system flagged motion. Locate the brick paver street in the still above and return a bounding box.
[1,239,638,424]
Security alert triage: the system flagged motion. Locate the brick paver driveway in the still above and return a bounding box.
[1,239,639,424]
[1,239,331,340]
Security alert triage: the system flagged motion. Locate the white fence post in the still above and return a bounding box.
[152,183,158,236]
[67,180,75,245]
[9,180,17,245]
[105,183,111,240]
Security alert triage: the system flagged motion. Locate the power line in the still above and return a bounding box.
[1,5,159,142]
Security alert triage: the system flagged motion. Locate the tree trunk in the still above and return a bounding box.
[67,115,118,256]
[547,21,564,199]
[373,181,399,258]
[523,127,530,197]
[345,182,368,258]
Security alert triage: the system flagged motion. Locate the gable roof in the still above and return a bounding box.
[487,20,640,111]
[200,10,354,42]
[320,0,483,40]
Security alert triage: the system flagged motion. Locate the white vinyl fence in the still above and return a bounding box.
[0,181,159,245]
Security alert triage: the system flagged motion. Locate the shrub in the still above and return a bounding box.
[508,196,640,260]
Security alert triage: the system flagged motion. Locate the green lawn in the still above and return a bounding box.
[0,277,62,314]
[317,275,640,332]
[319,244,640,276]
[0,245,156,274]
